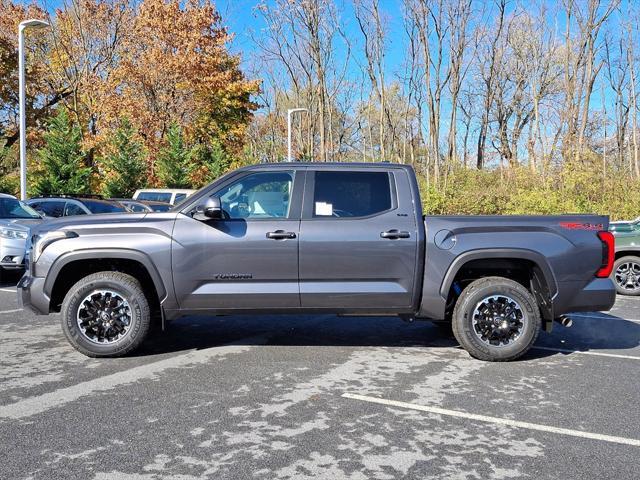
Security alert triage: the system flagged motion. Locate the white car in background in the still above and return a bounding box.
[0,193,44,278]
[133,188,195,205]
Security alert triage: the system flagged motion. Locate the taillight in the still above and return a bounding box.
[596,231,615,278]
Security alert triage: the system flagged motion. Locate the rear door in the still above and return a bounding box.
[298,168,419,311]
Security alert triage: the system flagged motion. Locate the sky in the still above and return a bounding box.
[215,0,409,79]
[22,0,630,122]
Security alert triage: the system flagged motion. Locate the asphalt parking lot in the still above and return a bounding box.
[0,270,639,480]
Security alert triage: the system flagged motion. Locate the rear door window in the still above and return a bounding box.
[64,202,87,216]
[37,201,65,217]
[312,171,392,218]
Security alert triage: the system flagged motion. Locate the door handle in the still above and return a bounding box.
[380,229,410,239]
[266,230,297,240]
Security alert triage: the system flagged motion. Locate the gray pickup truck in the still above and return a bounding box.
[18,163,616,361]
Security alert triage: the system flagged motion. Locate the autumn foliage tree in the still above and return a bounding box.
[97,0,259,174]
[0,0,259,193]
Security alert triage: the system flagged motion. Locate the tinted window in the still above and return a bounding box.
[0,198,41,219]
[313,171,392,218]
[35,201,65,217]
[64,202,87,216]
[149,203,171,212]
[215,171,293,219]
[137,192,172,203]
[83,200,127,214]
[125,202,148,213]
[174,193,187,203]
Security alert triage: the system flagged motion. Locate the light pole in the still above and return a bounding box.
[18,18,49,200]
[287,108,307,162]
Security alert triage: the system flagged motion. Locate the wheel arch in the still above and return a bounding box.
[45,249,167,313]
[614,249,640,260]
[440,249,557,330]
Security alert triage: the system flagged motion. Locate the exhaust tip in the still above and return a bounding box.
[558,315,573,328]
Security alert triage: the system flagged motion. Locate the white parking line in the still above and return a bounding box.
[0,337,264,420]
[532,346,640,360]
[342,393,640,447]
[0,288,16,293]
[0,309,22,315]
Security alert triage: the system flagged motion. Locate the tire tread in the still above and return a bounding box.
[452,276,541,362]
[61,271,151,357]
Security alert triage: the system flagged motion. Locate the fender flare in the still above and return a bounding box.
[44,248,167,301]
[440,248,558,300]
[614,247,640,256]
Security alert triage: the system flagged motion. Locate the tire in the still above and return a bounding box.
[61,271,151,357]
[611,255,640,296]
[452,276,541,362]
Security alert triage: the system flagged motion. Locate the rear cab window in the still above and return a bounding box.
[310,171,393,218]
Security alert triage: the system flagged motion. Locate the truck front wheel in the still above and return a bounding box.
[452,276,541,362]
[61,271,151,357]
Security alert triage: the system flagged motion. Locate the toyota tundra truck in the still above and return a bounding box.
[17,163,616,361]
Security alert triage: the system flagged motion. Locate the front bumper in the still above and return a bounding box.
[0,237,27,270]
[17,273,50,315]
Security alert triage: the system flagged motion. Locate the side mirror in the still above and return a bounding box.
[194,196,223,221]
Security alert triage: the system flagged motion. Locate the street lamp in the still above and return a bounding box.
[287,108,307,162]
[18,18,49,200]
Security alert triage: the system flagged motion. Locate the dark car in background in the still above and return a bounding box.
[26,195,127,218]
[609,217,640,233]
[112,199,172,213]
[609,222,640,296]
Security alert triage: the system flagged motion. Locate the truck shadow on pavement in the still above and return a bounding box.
[138,312,640,362]
[2,270,638,361]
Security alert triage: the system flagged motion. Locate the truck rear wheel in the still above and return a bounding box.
[611,255,640,296]
[61,271,151,357]
[452,276,541,362]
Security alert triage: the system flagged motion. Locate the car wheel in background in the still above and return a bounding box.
[61,271,151,357]
[611,256,640,296]
[452,276,541,362]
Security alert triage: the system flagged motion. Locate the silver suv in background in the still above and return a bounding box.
[0,194,43,277]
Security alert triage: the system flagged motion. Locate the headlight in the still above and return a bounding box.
[32,231,78,262]
[0,227,28,240]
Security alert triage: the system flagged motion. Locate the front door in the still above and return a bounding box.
[298,168,419,311]
[172,169,302,310]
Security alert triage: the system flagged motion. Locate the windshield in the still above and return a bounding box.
[83,200,127,214]
[0,197,41,219]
